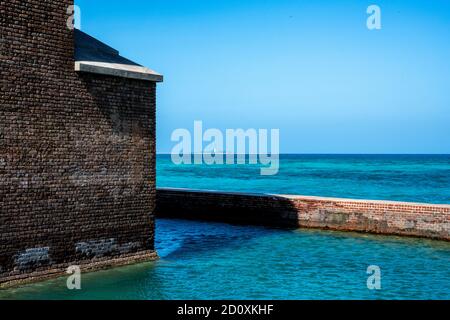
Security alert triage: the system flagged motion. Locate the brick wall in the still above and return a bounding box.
[157,188,450,241]
[0,0,157,287]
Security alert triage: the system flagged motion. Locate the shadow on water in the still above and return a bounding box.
[156,218,293,260]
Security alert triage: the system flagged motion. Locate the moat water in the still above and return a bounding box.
[1,155,449,299]
[1,218,449,300]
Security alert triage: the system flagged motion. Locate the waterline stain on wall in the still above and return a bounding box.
[75,240,142,258]
[15,248,51,271]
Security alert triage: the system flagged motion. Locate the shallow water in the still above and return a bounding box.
[1,218,449,300]
[157,154,450,204]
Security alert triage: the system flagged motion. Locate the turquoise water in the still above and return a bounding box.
[1,155,449,300]
[1,218,449,300]
[157,154,450,204]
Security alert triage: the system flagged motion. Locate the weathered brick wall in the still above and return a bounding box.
[1,0,157,287]
[157,188,450,241]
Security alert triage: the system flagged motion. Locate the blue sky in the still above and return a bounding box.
[76,0,450,154]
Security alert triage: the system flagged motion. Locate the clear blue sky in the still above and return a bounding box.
[76,0,450,154]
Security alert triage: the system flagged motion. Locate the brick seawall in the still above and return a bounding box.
[156,188,450,241]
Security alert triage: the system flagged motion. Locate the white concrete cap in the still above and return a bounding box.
[74,30,163,82]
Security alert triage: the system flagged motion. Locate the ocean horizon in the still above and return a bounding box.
[156,154,450,205]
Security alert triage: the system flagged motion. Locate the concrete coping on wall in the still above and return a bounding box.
[74,29,163,82]
[75,61,163,82]
[157,187,450,209]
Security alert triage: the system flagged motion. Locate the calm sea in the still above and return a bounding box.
[1,154,449,300]
[157,154,450,204]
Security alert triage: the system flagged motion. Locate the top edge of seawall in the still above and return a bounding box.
[157,187,450,209]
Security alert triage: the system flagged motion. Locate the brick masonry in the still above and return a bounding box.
[1,0,157,287]
[157,188,450,241]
